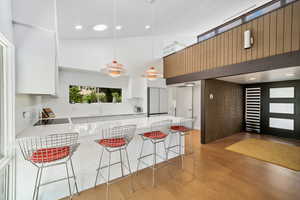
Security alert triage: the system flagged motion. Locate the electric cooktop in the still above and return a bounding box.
[34,118,70,126]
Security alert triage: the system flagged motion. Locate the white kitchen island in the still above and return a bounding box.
[16,115,190,200]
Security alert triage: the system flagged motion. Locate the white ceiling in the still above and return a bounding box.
[57,0,272,40]
[217,66,300,84]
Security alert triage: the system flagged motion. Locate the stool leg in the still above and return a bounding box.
[35,166,43,200]
[106,151,112,200]
[70,158,79,195]
[136,139,145,175]
[163,141,168,161]
[32,167,41,200]
[94,148,104,187]
[152,141,156,187]
[119,149,124,177]
[65,162,72,198]
[124,148,134,192]
[189,132,193,154]
[179,133,183,169]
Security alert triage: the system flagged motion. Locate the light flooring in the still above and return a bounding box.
[62,131,300,200]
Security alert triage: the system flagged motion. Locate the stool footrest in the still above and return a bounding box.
[39,176,75,187]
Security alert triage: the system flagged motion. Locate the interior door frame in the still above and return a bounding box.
[248,80,300,139]
[0,31,16,200]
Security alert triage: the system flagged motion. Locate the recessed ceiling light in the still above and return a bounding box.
[249,77,256,81]
[145,25,151,30]
[75,25,83,30]
[93,24,108,31]
[285,73,295,77]
[115,25,122,30]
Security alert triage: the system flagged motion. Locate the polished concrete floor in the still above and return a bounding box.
[62,131,300,200]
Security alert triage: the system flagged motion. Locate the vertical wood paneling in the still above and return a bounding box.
[163,1,300,79]
[196,44,201,72]
[228,30,233,65]
[257,17,264,58]
[276,8,284,54]
[236,26,242,63]
[192,46,196,72]
[263,13,270,57]
[212,37,217,68]
[246,22,252,61]
[190,46,194,73]
[203,40,208,70]
[292,1,300,51]
[232,28,237,64]
[200,41,204,71]
[270,11,277,56]
[220,33,225,66]
[241,24,247,62]
[284,4,292,53]
[216,35,221,67]
[251,20,258,60]
[224,31,229,65]
[207,39,211,70]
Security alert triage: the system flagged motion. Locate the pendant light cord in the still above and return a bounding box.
[151,1,155,62]
[113,0,117,60]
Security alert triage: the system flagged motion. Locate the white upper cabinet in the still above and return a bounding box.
[14,25,56,94]
[12,0,56,30]
[128,77,147,99]
[13,0,58,95]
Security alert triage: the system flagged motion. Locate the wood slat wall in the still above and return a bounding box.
[164,1,300,79]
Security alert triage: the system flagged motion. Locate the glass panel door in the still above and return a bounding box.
[260,81,299,139]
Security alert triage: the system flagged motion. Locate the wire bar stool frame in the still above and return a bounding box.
[94,124,137,200]
[167,118,195,167]
[136,120,172,187]
[18,132,80,200]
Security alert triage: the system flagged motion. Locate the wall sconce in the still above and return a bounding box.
[244,30,254,49]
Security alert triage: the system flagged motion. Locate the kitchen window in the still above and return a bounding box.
[69,85,122,104]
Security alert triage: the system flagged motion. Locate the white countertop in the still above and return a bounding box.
[17,115,189,139]
[47,112,146,120]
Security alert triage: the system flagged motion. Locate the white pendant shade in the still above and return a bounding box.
[102,60,126,77]
[143,66,162,80]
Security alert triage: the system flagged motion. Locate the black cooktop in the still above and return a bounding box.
[34,118,70,126]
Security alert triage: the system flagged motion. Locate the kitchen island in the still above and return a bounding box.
[16,115,191,200]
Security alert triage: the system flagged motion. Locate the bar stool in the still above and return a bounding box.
[136,120,171,187]
[18,133,80,200]
[168,118,194,165]
[94,124,136,200]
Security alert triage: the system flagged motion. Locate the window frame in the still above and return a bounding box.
[0,32,16,200]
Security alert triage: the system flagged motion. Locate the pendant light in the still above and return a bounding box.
[101,0,126,77]
[142,0,162,81]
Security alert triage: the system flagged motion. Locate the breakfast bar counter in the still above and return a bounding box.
[16,115,191,200]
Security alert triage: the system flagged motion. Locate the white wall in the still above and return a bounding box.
[0,0,13,42]
[59,36,165,76]
[15,95,42,134]
[41,68,144,117]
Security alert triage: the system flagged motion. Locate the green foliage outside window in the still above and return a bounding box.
[69,85,122,104]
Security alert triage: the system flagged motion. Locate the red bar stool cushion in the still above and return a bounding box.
[171,125,190,132]
[31,146,70,163]
[143,131,167,139]
[99,138,126,148]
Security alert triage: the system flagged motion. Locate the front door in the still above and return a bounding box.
[260,81,300,139]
